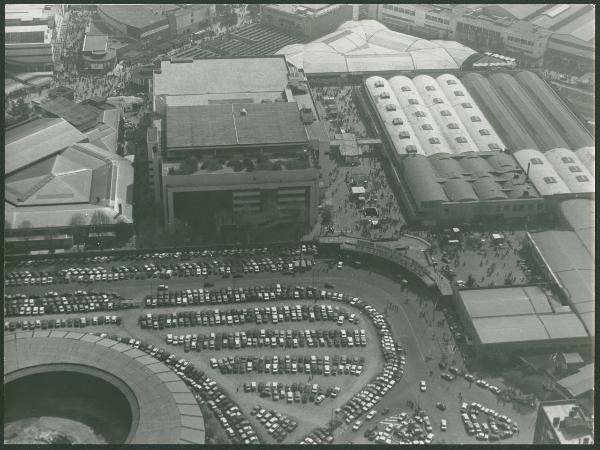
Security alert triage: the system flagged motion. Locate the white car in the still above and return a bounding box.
[352,420,363,431]
[366,410,377,420]
[441,419,447,431]
[420,380,427,392]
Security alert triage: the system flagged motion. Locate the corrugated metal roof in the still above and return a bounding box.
[462,72,539,152]
[489,73,568,151]
[37,96,99,132]
[402,155,448,204]
[443,178,478,201]
[472,315,550,344]
[515,71,593,150]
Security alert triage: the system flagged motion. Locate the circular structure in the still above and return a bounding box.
[4,331,205,444]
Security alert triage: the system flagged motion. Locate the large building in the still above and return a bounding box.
[367,4,594,71]
[149,56,319,234]
[262,4,353,40]
[5,117,133,251]
[454,286,590,357]
[5,4,64,71]
[277,20,478,76]
[533,400,593,444]
[526,199,595,337]
[97,4,214,40]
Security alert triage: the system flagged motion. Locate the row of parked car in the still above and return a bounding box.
[4,315,122,331]
[145,284,356,309]
[300,291,406,444]
[165,328,367,352]
[140,303,355,329]
[7,244,319,268]
[209,354,365,377]
[252,406,298,443]
[100,333,260,444]
[254,380,341,406]
[4,291,136,317]
[460,401,519,441]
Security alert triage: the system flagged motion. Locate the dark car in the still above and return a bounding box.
[441,372,455,381]
[436,402,446,411]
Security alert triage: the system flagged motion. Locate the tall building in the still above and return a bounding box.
[533,400,593,444]
[149,56,319,234]
[261,4,353,39]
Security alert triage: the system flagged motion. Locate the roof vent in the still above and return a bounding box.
[241,108,247,116]
[552,417,561,427]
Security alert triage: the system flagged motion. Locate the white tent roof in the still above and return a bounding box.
[277,20,477,75]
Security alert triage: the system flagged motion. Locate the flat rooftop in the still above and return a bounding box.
[540,401,594,444]
[83,34,108,53]
[166,102,308,150]
[154,57,289,99]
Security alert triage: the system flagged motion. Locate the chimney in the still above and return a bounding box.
[526,162,531,179]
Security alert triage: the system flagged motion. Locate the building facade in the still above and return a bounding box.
[168,4,215,36]
[370,4,593,68]
[262,4,353,39]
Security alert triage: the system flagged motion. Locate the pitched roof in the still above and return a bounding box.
[37,96,99,131]
[558,364,594,397]
[5,118,87,175]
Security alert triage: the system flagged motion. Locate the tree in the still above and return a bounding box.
[91,210,112,225]
[201,158,222,171]
[222,9,238,27]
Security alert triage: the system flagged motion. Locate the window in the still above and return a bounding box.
[455,136,468,143]
[561,156,574,163]
[461,102,472,108]
[537,203,543,210]
[385,104,397,111]
[401,86,412,92]
[408,98,419,105]
[448,123,459,130]
[425,85,436,91]
[446,79,457,85]
[470,116,481,122]
[488,143,501,151]
[512,205,519,211]
[528,204,534,210]
[433,98,444,104]
[414,111,426,118]
[479,129,490,136]
[531,157,543,165]
[504,205,510,211]
[392,117,403,125]
[576,175,589,182]
[543,176,557,184]
[398,131,411,139]
[374,80,384,88]
[380,92,390,99]
[429,137,441,144]
[440,110,452,116]
[421,124,433,131]
[568,165,582,173]
[454,90,464,97]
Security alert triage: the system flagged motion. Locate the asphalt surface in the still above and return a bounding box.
[5,261,537,444]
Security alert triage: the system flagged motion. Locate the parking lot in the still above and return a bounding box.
[4,249,539,444]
